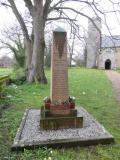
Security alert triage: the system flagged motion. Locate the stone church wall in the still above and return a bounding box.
[86,17,101,68]
[116,48,120,67]
[86,17,120,70]
[98,48,116,69]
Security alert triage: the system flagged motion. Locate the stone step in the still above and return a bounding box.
[41,109,77,118]
[40,115,83,130]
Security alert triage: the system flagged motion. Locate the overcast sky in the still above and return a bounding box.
[0,0,120,57]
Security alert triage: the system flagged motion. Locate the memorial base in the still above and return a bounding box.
[12,107,114,151]
[40,105,83,130]
[40,114,83,130]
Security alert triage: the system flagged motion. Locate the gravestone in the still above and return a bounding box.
[40,27,83,130]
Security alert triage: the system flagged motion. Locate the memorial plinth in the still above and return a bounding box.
[40,28,83,130]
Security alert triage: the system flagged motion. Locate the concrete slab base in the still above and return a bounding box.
[12,107,114,151]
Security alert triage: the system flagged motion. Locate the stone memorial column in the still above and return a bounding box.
[51,27,68,103]
[40,27,83,130]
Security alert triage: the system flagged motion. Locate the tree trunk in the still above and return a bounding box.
[28,0,47,84]
[35,38,47,83]
[70,34,75,67]
[24,38,33,80]
[69,53,72,67]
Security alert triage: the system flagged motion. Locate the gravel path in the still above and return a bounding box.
[105,70,120,102]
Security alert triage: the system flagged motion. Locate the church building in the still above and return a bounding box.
[86,17,120,70]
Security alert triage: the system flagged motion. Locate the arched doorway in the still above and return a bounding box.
[105,59,111,69]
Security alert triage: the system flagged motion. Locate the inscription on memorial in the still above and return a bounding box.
[51,31,68,102]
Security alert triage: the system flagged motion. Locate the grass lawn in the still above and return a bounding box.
[0,68,120,160]
[0,68,13,76]
[116,68,120,74]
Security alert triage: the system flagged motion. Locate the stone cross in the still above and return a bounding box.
[51,27,69,103]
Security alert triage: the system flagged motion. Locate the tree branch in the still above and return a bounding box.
[54,6,101,33]
[23,0,33,17]
[8,0,30,40]
[1,2,11,8]
[47,17,76,21]
[43,0,52,24]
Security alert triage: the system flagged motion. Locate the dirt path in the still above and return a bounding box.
[105,70,120,102]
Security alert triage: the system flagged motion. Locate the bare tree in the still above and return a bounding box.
[44,39,51,68]
[0,26,25,67]
[1,0,119,83]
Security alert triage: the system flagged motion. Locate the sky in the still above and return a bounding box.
[0,0,120,58]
